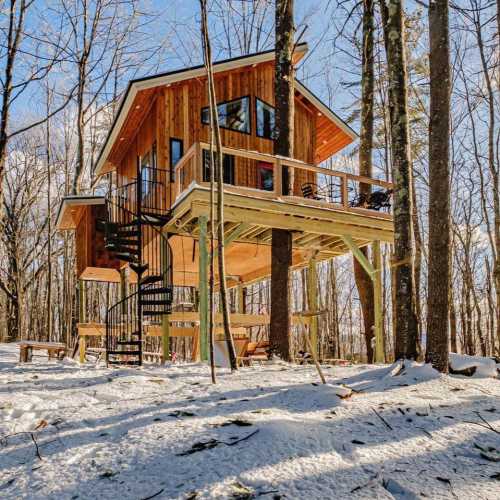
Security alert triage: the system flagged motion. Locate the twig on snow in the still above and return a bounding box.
[372,407,393,430]
[30,433,42,460]
[140,489,164,500]
[473,412,500,434]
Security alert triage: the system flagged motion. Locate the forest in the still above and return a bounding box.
[0,0,498,369]
[0,1,499,499]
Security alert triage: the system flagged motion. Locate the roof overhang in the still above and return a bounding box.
[56,196,105,230]
[295,80,357,142]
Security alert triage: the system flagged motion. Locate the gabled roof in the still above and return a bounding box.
[94,43,357,177]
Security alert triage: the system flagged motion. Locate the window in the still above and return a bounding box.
[169,138,183,182]
[201,96,250,134]
[202,150,235,185]
[256,98,275,140]
[258,162,274,191]
[141,151,152,198]
[140,144,158,199]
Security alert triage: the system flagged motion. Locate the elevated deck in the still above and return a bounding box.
[164,143,393,286]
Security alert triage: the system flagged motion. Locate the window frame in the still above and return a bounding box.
[255,97,276,140]
[169,137,184,182]
[201,95,251,135]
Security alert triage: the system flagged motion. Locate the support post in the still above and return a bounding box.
[307,257,318,358]
[373,240,384,362]
[162,316,170,363]
[78,280,86,364]
[237,283,245,314]
[198,216,209,361]
[79,336,86,364]
[161,236,170,364]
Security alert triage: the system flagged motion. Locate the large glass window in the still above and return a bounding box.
[256,98,275,140]
[169,138,183,182]
[202,150,235,185]
[201,96,250,134]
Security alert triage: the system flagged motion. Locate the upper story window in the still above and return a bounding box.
[169,138,183,182]
[256,98,276,140]
[201,96,250,134]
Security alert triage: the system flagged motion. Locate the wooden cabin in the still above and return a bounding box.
[56,43,393,365]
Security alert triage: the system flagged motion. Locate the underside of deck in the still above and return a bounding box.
[165,185,393,287]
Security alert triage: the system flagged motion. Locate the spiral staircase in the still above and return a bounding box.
[102,160,173,366]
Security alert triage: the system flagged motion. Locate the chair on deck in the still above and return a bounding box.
[350,188,393,211]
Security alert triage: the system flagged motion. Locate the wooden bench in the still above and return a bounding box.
[19,341,67,363]
[238,341,270,366]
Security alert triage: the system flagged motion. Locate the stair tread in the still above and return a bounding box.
[140,287,172,295]
[140,275,163,286]
[107,350,142,356]
[108,360,141,366]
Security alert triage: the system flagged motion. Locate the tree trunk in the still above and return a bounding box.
[354,0,375,363]
[200,0,237,371]
[380,0,418,360]
[271,0,294,361]
[426,0,451,372]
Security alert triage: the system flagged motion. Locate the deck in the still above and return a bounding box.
[164,142,393,287]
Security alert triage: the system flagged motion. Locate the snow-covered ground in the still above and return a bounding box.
[1,343,499,500]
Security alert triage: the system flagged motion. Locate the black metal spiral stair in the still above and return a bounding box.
[103,161,173,366]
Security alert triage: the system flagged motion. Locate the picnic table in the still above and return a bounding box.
[19,341,67,363]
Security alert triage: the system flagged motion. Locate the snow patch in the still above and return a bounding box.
[449,353,498,378]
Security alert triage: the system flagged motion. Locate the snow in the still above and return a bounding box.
[449,353,499,378]
[1,343,499,499]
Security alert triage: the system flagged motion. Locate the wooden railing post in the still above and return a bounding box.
[195,142,202,184]
[341,174,349,209]
[274,159,282,196]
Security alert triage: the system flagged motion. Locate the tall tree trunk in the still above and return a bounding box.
[426,0,451,372]
[354,0,375,363]
[380,0,418,360]
[200,0,237,371]
[271,0,294,361]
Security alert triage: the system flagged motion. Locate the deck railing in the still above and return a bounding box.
[173,142,393,216]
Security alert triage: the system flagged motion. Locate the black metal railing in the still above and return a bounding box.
[104,160,173,366]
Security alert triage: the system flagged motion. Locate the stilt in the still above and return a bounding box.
[270,228,292,361]
[198,216,209,361]
[78,280,86,364]
[373,240,384,362]
[307,257,318,358]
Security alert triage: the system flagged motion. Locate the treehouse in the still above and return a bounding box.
[56,43,393,366]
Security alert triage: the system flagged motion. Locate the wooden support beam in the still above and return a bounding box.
[341,234,375,276]
[79,335,86,365]
[78,280,86,364]
[373,240,384,363]
[307,257,318,358]
[198,216,209,361]
[213,222,252,259]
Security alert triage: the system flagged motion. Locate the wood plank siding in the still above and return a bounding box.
[113,61,345,197]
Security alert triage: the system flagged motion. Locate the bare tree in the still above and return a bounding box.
[379,0,419,360]
[426,0,451,372]
[200,0,238,371]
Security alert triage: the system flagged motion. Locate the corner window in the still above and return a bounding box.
[256,98,275,140]
[169,138,183,182]
[201,96,250,134]
[202,150,235,185]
